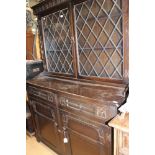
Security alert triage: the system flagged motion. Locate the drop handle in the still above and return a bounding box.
[63,137,68,143]
[63,127,68,143]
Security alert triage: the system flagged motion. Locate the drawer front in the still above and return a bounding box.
[28,86,55,103]
[59,96,117,121]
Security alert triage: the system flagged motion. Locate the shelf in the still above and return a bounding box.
[47,49,71,52]
[47,47,123,54]
[78,47,123,51]
[76,13,122,23]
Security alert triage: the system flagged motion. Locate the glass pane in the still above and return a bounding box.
[42,8,74,75]
[75,0,123,79]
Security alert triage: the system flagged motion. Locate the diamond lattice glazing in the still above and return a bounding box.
[42,8,73,74]
[75,0,123,79]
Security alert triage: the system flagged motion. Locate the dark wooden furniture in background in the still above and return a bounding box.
[109,112,129,155]
[27,0,129,155]
[26,30,42,60]
[26,60,44,136]
[26,30,34,60]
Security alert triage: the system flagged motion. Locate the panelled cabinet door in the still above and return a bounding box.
[60,111,112,155]
[30,99,60,153]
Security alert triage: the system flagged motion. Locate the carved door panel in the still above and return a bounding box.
[30,99,60,153]
[60,111,112,155]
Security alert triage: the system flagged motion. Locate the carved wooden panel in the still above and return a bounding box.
[30,99,60,153]
[59,96,117,122]
[32,0,70,15]
[28,86,55,103]
[60,111,112,155]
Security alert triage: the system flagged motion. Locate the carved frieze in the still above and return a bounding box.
[28,86,55,103]
[32,0,69,15]
[60,97,107,119]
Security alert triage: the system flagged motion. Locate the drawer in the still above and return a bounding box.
[28,86,55,103]
[59,96,117,121]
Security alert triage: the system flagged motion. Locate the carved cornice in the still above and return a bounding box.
[31,0,70,15]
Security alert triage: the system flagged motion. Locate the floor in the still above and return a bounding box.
[26,135,58,155]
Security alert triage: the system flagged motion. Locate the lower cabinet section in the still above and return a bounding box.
[28,94,114,155]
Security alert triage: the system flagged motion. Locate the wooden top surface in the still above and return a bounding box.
[27,74,128,106]
[108,112,129,132]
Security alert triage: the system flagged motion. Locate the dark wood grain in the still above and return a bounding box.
[69,1,79,79]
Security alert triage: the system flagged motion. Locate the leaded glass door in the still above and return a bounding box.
[42,7,74,75]
[74,0,124,80]
[39,0,128,83]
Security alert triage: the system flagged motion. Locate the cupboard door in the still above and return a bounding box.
[60,111,112,155]
[30,100,60,152]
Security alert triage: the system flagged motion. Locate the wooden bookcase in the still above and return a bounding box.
[27,1,129,155]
